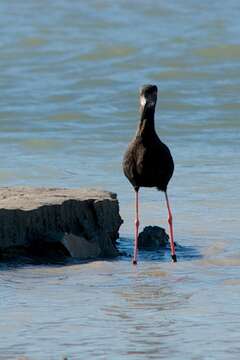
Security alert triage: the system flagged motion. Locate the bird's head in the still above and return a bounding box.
[139,84,158,109]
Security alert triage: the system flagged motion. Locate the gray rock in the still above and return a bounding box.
[138,226,169,250]
[0,187,123,260]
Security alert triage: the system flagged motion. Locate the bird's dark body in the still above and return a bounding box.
[122,84,177,264]
[123,130,174,192]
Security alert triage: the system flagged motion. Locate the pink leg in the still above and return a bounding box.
[165,192,177,262]
[133,189,140,265]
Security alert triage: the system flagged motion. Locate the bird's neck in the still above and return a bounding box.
[138,105,156,136]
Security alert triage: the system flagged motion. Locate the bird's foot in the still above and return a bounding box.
[171,254,177,263]
[132,259,138,265]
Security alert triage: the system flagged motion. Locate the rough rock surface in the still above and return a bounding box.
[138,226,169,250]
[0,187,123,260]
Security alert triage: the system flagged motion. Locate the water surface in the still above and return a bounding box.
[0,0,240,359]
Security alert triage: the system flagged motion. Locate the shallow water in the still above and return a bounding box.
[0,0,240,359]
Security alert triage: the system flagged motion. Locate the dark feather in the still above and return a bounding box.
[123,86,174,192]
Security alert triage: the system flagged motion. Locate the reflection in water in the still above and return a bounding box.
[0,248,240,359]
[119,237,203,262]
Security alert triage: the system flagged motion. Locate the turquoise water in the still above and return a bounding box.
[1,1,240,359]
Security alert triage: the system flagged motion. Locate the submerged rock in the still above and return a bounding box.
[138,226,169,250]
[0,187,123,260]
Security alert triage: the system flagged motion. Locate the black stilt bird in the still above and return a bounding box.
[122,84,177,264]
